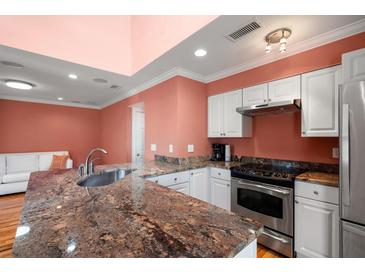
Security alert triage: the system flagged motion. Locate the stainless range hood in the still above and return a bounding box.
[236,99,301,116]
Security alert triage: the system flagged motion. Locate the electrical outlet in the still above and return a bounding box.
[187,144,194,153]
[151,144,157,152]
[169,144,173,153]
[332,148,339,158]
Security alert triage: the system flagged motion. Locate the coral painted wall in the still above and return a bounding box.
[100,76,210,164]
[207,32,365,164]
[100,77,179,164]
[0,100,100,166]
[176,77,210,157]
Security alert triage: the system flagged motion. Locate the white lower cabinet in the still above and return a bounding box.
[189,168,209,203]
[295,181,339,258]
[147,167,232,210]
[210,177,231,211]
[169,182,190,195]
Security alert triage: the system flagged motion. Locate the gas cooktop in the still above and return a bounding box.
[230,164,306,188]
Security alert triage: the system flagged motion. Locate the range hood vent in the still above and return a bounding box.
[236,99,301,117]
[225,20,261,42]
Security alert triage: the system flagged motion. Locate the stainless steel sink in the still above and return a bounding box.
[77,168,133,188]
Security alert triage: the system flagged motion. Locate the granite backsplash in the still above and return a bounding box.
[154,154,339,174]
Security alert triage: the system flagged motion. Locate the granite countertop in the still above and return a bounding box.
[96,160,241,178]
[12,161,262,258]
[296,171,339,187]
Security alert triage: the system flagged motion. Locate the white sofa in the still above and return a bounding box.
[0,151,73,195]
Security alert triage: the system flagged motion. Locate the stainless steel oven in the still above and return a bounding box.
[231,178,294,257]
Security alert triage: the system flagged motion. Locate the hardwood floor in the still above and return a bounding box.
[0,193,284,258]
[0,193,24,258]
[257,244,285,258]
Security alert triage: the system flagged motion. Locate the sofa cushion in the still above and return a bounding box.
[39,152,69,171]
[6,154,38,174]
[2,172,31,184]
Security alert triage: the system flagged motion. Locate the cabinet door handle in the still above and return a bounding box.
[313,190,319,195]
[268,99,272,102]
[218,172,221,175]
[155,180,158,183]
[191,173,193,175]
[174,178,177,181]
[295,200,299,204]
[226,184,230,187]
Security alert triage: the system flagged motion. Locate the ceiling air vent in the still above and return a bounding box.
[225,20,261,42]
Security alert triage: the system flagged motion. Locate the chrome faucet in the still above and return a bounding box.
[79,148,108,176]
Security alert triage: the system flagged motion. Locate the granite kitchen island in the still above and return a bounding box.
[12,162,262,258]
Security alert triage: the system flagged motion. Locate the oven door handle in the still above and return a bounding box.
[262,231,289,243]
[236,180,290,195]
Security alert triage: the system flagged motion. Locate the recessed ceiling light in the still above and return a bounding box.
[5,80,34,90]
[93,78,108,83]
[68,74,78,79]
[0,61,24,68]
[57,97,63,101]
[110,84,120,89]
[194,49,207,57]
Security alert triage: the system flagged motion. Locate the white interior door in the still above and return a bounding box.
[132,106,145,163]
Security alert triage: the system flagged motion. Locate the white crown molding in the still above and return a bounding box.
[204,18,365,83]
[0,95,100,109]
[99,67,206,109]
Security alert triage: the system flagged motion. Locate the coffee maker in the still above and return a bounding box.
[211,144,230,161]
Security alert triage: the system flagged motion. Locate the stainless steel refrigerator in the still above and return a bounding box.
[340,80,365,257]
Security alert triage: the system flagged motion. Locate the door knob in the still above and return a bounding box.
[136,153,140,156]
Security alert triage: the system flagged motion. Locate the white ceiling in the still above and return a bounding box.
[0,15,364,109]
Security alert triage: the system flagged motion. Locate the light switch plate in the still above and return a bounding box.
[187,144,194,153]
[169,144,173,153]
[151,144,157,152]
[332,147,339,158]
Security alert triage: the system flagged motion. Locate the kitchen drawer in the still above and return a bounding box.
[295,180,339,205]
[210,167,230,181]
[168,182,190,195]
[157,171,190,187]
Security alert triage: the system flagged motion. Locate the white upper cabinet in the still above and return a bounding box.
[268,75,301,103]
[301,66,340,137]
[223,90,245,137]
[208,94,224,137]
[342,48,365,82]
[243,83,268,107]
[208,89,252,138]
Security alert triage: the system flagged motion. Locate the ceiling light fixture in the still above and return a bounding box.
[68,73,78,79]
[5,80,34,90]
[194,49,207,57]
[264,28,291,54]
[57,97,63,101]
